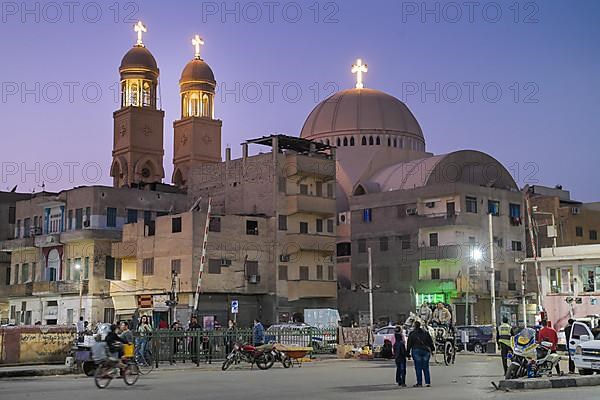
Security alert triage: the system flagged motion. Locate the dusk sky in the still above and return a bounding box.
[1,0,599,200]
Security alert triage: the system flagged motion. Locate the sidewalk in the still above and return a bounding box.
[0,364,73,378]
[499,374,600,390]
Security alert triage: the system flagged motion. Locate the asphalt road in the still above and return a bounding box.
[0,355,598,400]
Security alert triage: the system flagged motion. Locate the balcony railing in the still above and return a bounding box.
[287,195,336,216]
[287,280,337,301]
[286,233,335,254]
[32,280,88,295]
[0,237,35,251]
[4,282,33,297]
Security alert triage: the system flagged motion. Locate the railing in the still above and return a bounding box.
[146,327,338,366]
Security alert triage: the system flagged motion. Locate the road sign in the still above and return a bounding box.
[231,300,239,314]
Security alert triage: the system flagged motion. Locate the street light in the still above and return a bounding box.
[74,264,83,322]
[466,248,482,325]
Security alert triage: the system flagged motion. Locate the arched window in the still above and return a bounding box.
[130,82,139,106]
[190,93,200,117]
[376,136,381,145]
[142,81,151,107]
[202,93,210,117]
[361,136,367,145]
[393,138,397,147]
[350,137,355,146]
[399,138,403,148]
[343,137,348,146]
[336,137,341,147]
[326,139,330,146]
[120,81,127,107]
[387,137,391,146]
[369,136,374,145]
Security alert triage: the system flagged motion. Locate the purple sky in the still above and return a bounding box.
[1,0,599,201]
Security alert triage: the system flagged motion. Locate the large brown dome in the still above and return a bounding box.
[180,58,215,84]
[119,45,158,73]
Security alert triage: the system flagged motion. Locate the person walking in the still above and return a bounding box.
[188,315,201,364]
[253,319,265,347]
[564,319,576,374]
[497,317,513,374]
[537,319,561,375]
[407,321,435,387]
[136,315,153,362]
[393,327,407,387]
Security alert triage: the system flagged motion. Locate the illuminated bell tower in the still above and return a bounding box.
[172,35,222,188]
[111,21,165,188]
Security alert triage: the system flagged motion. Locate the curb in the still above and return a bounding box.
[0,368,74,379]
[499,375,600,390]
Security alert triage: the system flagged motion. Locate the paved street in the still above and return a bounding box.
[0,355,598,400]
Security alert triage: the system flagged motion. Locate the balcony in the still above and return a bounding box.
[286,234,335,254]
[61,229,122,243]
[4,282,33,297]
[34,234,61,248]
[285,154,334,179]
[0,237,35,252]
[287,280,337,301]
[32,280,88,295]
[112,241,137,259]
[110,279,139,295]
[287,195,336,216]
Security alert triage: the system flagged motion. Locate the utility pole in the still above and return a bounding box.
[489,213,497,349]
[524,189,545,313]
[193,197,212,314]
[520,262,527,328]
[368,247,374,331]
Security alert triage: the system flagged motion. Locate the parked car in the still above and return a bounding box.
[570,320,600,375]
[558,327,567,351]
[456,325,493,353]
[372,326,405,357]
[265,323,334,350]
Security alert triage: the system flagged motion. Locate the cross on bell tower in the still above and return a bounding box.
[351,58,368,89]
[192,34,204,59]
[134,21,147,47]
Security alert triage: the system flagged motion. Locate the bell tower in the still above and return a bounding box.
[172,35,222,188]
[111,21,165,188]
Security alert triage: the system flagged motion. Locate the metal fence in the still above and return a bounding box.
[145,327,338,367]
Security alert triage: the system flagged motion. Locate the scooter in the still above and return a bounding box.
[505,328,561,379]
[222,343,275,371]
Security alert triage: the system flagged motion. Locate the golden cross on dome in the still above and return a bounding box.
[192,34,205,59]
[351,58,368,89]
[134,21,147,47]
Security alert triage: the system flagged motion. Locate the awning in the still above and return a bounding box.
[112,295,137,311]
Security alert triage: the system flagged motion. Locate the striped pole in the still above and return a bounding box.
[193,197,212,314]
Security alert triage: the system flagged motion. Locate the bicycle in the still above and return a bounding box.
[94,358,139,389]
[134,341,154,375]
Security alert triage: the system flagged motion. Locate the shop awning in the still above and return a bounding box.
[112,295,137,311]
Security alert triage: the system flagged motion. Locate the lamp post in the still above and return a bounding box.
[488,213,497,351]
[74,264,83,321]
[367,247,374,330]
[468,248,483,325]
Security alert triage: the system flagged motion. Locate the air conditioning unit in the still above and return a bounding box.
[406,208,417,216]
[425,202,435,208]
[571,207,580,215]
[248,275,261,284]
[221,258,232,266]
[279,254,290,262]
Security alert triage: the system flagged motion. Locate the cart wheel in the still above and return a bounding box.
[282,355,292,369]
[83,361,96,377]
[444,342,455,366]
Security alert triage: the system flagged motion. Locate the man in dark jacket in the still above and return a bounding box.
[564,319,575,374]
[407,321,435,387]
[393,327,407,387]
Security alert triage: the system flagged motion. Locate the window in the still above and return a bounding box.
[105,256,115,279]
[361,136,367,145]
[142,258,154,275]
[576,226,583,237]
[75,208,83,229]
[172,217,182,233]
[571,323,590,340]
[316,265,323,280]
[16,219,21,238]
[300,222,309,234]
[363,208,372,223]
[106,207,117,227]
[171,259,181,275]
[350,137,355,146]
[358,239,367,253]
[591,230,598,241]
[243,220,258,235]
[14,264,19,284]
[67,309,74,325]
[299,266,309,280]
[278,215,287,231]
[209,216,221,232]
[83,258,89,280]
[316,182,323,197]
[85,207,91,224]
[208,259,221,274]
[494,236,503,248]
[73,258,82,281]
[547,267,574,294]
[299,184,308,195]
[369,136,374,145]
[511,241,522,251]
[103,308,115,324]
[398,235,411,249]
[5,266,10,285]
[8,206,16,224]
[279,177,287,193]
[466,196,478,213]
[246,261,259,276]
[65,259,71,281]
[22,263,29,283]
[509,203,521,218]
[327,219,334,233]
[68,210,73,230]
[278,265,287,280]
[327,183,335,198]
[379,237,388,251]
[343,137,348,146]
[337,242,351,257]
[431,268,440,280]
[376,136,381,145]
[316,219,323,233]
[127,209,138,224]
[580,265,600,293]
[429,233,438,247]
[488,200,500,216]
[328,265,335,281]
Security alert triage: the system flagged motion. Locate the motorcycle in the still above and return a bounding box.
[505,328,561,379]
[271,344,293,368]
[222,343,275,371]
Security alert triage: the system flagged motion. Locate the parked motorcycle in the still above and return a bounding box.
[505,328,561,379]
[271,344,293,368]
[222,343,275,371]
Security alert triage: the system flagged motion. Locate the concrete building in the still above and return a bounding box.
[527,244,600,330]
[300,61,530,326]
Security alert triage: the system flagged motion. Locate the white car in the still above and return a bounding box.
[570,321,600,375]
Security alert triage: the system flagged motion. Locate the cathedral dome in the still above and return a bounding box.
[300,88,424,148]
[180,58,216,93]
[119,45,158,74]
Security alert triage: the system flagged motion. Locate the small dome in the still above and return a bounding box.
[180,58,216,85]
[300,88,424,144]
[119,45,158,73]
